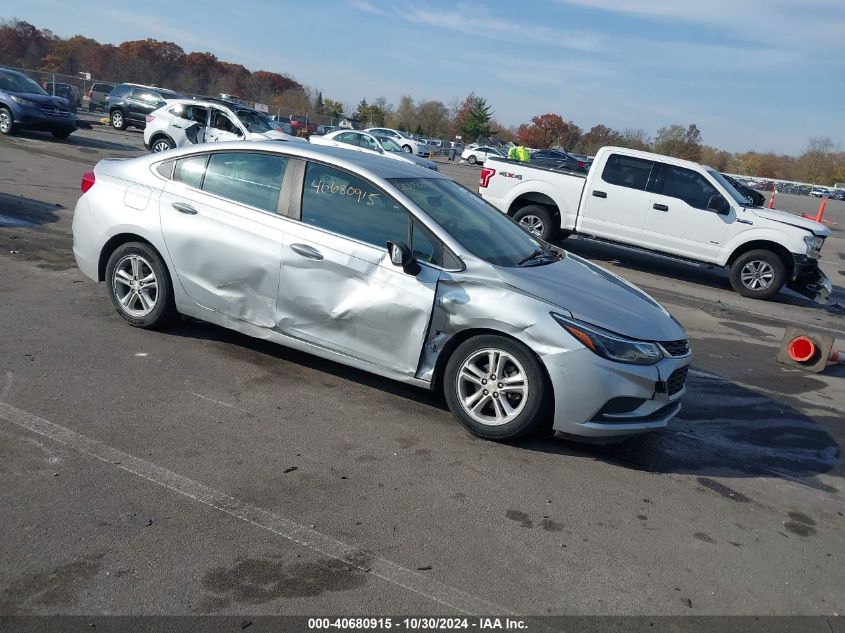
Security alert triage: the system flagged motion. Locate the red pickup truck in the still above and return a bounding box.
[289,114,316,136]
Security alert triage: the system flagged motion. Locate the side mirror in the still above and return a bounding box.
[707,194,730,215]
[387,241,420,275]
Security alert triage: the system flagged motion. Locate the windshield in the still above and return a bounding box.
[0,71,48,95]
[374,135,402,152]
[707,169,749,205]
[388,177,546,266]
[236,110,273,133]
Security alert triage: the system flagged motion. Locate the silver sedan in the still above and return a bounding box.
[72,142,691,441]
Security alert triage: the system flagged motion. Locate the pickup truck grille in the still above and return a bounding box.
[659,339,689,357]
[666,367,688,396]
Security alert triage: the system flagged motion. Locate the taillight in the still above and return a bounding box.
[479,167,496,188]
[81,171,95,193]
[145,115,155,123]
[577,162,586,169]
[88,90,93,98]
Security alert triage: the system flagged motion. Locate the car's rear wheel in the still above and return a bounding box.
[151,137,174,152]
[513,205,556,241]
[729,249,786,300]
[51,128,72,139]
[110,110,127,130]
[105,242,176,329]
[0,107,15,136]
[444,335,550,440]
[467,154,477,165]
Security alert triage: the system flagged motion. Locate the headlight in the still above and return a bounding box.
[803,235,823,258]
[11,95,38,108]
[551,313,664,365]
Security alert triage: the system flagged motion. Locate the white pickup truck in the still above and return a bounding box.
[480,146,832,302]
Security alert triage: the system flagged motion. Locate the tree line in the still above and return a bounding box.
[2,20,842,185]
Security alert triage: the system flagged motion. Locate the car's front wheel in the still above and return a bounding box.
[467,154,477,165]
[51,128,72,139]
[105,242,176,328]
[402,145,413,153]
[444,335,550,440]
[729,249,786,300]
[0,106,15,136]
[110,109,127,130]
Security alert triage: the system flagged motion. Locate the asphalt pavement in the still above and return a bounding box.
[1,127,844,619]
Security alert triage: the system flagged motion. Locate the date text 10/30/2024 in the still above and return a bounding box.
[307,618,528,630]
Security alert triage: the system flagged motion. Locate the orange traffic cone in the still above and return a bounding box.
[801,196,827,223]
[767,187,776,209]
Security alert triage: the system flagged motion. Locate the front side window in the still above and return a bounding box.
[301,162,409,249]
[659,165,719,210]
[202,152,287,213]
[211,110,240,134]
[601,154,654,191]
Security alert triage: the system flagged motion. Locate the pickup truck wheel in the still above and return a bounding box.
[729,250,786,300]
[513,205,555,241]
[444,335,550,441]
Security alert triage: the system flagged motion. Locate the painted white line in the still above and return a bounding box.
[0,400,512,616]
[189,391,252,415]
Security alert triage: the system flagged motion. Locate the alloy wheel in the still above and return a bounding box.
[456,348,529,426]
[152,140,171,152]
[518,214,545,238]
[740,260,775,290]
[0,110,11,133]
[112,254,158,318]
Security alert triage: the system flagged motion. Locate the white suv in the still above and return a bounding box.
[364,127,430,156]
[143,99,305,152]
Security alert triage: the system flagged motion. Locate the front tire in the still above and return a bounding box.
[0,106,15,136]
[110,109,127,130]
[402,144,412,153]
[105,242,176,328]
[513,205,556,241]
[51,128,72,139]
[444,335,550,441]
[729,249,786,300]
[467,154,477,165]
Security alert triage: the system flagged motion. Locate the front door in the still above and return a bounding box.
[577,152,656,244]
[159,150,290,327]
[641,163,731,262]
[276,161,439,376]
[204,108,243,143]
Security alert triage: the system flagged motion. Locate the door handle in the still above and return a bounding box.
[653,203,669,211]
[172,202,197,215]
[290,243,324,260]
[592,190,607,198]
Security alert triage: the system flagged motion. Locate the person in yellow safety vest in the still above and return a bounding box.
[516,145,530,162]
[507,145,518,160]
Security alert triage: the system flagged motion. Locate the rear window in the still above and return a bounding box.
[92,83,114,92]
[601,154,654,191]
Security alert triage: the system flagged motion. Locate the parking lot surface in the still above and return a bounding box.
[1,126,844,617]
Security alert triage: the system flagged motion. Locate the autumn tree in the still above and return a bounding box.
[617,128,651,151]
[653,123,703,161]
[457,94,492,142]
[396,95,416,132]
[516,114,566,148]
[577,124,622,155]
[322,98,345,120]
[416,100,449,137]
[797,137,837,184]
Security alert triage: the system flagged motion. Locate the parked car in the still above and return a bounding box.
[106,83,184,130]
[831,189,845,201]
[289,114,316,136]
[143,98,304,152]
[721,173,765,206]
[809,187,830,198]
[309,129,437,170]
[43,82,81,112]
[315,124,337,135]
[461,145,505,165]
[72,141,691,442]
[270,119,294,135]
[0,67,78,139]
[530,149,591,173]
[86,81,116,112]
[364,127,431,156]
[481,147,831,303]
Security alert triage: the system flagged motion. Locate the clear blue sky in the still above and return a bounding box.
[4,0,844,154]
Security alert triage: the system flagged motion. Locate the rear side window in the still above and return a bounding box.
[657,165,720,210]
[301,162,409,249]
[174,154,209,189]
[133,89,164,105]
[601,154,654,191]
[109,84,131,98]
[202,152,288,213]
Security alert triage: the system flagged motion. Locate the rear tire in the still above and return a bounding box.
[444,335,550,441]
[729,249,786,300]
[105,242,177,329]
[0,106,15,136]
[110,109,127,130]
[51,129,72,139]
[151,136,175,152]
[513,205,556,241]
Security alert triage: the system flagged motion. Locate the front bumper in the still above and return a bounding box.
[541,347,690,439]
[788,256,832,304]
[13,103,77,132]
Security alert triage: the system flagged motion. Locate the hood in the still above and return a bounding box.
[16,92,69,108]
[400,153,437,170]
[751,208,831,237]
[494,254,686,342]
[251,130,308,143]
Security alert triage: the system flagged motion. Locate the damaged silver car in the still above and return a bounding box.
[72,142,691,441]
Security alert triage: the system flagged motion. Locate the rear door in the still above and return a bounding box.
[275,161,440,376]
[641,163,731,261]
[577,152,656,244]
[159,150,292,327]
